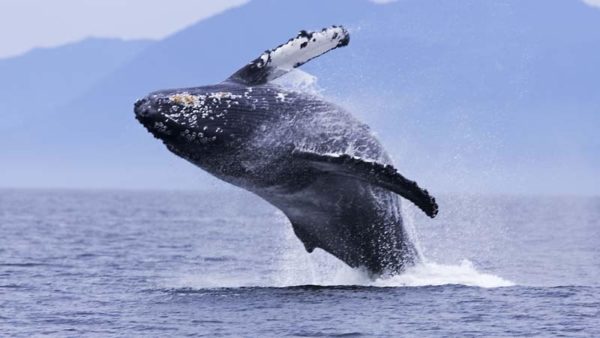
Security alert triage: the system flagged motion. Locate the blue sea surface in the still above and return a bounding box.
[1,189,598,337]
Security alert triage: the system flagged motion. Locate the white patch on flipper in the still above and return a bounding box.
[258,26,348,81]
[267,26,347,68]
[228,26,349,85]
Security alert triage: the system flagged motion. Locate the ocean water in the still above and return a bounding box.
[0,189,598,337]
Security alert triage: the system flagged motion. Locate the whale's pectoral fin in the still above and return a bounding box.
[227,26,349,85]
[293,150,439,218]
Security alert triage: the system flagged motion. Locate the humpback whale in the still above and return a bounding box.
[134,26,438,275]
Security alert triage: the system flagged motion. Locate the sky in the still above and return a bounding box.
[0,0,247,59]
[1,0,598,59]
[583,0,600,7]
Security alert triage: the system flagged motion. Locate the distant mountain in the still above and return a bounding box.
[0,38,152,132]
[0,38,153,187]
[1,0,598,194]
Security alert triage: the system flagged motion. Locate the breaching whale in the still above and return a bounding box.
[134,26,438,275]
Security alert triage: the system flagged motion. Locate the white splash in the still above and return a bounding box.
[272,69,321,95]
[169,257,513,290]
[270,232,514,289]
[374,260,514,288]
[168,212,514,290]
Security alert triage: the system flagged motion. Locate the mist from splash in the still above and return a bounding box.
[170,70,514,290]
[270,206,513,289]
[171,209,513,289]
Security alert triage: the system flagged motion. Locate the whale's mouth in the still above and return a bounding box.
[134,96,186,140]
[137,117,174,140]
[134,97,159,120]
[134,101,175,140]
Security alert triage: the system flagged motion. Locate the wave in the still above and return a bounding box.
[169,258,513,290]
[169,212,514,290]
[372,260,514,288]
[275,257,513,289]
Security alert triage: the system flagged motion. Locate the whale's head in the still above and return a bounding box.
[134,85,253,161]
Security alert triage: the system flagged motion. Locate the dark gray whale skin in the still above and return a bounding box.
[134,27,437,275]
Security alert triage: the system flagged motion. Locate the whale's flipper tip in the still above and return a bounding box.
[293,150,439,218]
[227,26,350,85]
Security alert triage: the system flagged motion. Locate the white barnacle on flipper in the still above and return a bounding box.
[257,54,270,68]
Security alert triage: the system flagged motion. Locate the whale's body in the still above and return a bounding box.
[135,27,437,275]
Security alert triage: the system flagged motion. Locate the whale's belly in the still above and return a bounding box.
[258,173,418,275]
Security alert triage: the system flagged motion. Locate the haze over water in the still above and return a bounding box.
[1,190,598,336]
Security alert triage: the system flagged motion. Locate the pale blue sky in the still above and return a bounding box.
[2,0,598,59]
[0,0,247,58]
[583,0,600,7]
